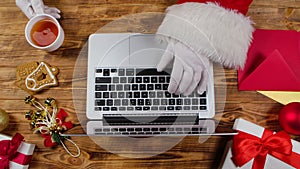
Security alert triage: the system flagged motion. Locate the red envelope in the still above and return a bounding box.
[238,29,300,91]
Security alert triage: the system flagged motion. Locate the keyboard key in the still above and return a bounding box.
[175,106,182,110]
[147,84,154,90]
[172,94,179,98]
[155,84,162,90]
[143,107,150,111]
[118,92,125,98]
[159,106,166,110]
[116,84,123,91]
[192,106,198,110]
[111,69,117,73]
[137,99,144,105]
[103,92,109,98]
[127,107,134,111]
[127,128,134,132]
[135,107,142,110]
[119,107,126,111]
[126,92,132,98]
[111,107,117,111]
[103,107,110,111]
[184,99,191,105]
[96,69,102,73]
[122,99,129,106]
[152,99,159,105]
[120,77,127,83]
[143,77,150,83]
[126,69,134,76]
[140,84,146,90]
[95,85,107,91]
[192,99,198,105]
[96,77,111,83]
[141,92,148,98]
[126,76,133,82]
[118,69,125,76]
[183,106,190,110]
[159,77,165,83]
[165,92,171,98]
[169,99,175,105]
[109,92,116,98]
[163,84,168,90]
[200,99,206,105]
[134,92,140,98]
[167,106,174,110]
[114,99,121,106]
[145,99,151,105]
[103,69,110,76]
[106,99,113,106]
[149,92,156,98]
[151,77,158,83]
[151,106,158,110]
[95,100,105,106]
[109,85,115,91]
[113,77,119,83]
[176,99,182,105]
[157,92,164,98]
[124,84,130,90]
[200,91,206,97]
[136,77,142,83]
[132,84,138,90]
[135,77,143,83]
[161,99,167,105]
[200,106,207,110]
[95,107,102,111]
[166,77,170,83]
[130,99,136,106]
[95,92,102,98]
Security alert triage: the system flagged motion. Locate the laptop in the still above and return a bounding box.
[86,33,216,136]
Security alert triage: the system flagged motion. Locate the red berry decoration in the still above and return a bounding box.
[279,102,300,135]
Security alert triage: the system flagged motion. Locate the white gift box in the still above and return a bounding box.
[0,134,35,169]
[219,118,300,169]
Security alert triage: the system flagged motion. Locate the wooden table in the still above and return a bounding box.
[1,0,300,168]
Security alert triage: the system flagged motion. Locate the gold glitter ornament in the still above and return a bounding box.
[0,109,9,132]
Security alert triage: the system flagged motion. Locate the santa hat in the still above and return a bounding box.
[156,0,255,69]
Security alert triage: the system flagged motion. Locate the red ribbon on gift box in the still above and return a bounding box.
[0,133,33,169]
[232,129,300,169]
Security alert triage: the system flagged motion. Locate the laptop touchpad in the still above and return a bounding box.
[129,34,167,66]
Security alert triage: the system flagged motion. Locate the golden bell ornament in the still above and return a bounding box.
[0,109,9,132]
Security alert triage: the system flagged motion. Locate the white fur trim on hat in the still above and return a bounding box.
[156,2,255,69]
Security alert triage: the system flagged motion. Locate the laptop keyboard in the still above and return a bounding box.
[94,68,208,112]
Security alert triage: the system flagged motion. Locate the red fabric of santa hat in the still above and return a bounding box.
[177,0,253,15]
[156,0,255,69]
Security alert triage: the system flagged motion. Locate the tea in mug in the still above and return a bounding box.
[30,19,58,47]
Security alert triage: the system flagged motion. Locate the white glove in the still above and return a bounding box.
[16,0,61,19]
[157,41,210,96]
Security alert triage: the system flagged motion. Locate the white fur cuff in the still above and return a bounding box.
[156,2,254,69]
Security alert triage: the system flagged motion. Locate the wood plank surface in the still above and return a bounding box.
[0,0,300,168]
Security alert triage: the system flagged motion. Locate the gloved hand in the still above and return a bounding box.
[16,0,61,19]
[157,41,210,96]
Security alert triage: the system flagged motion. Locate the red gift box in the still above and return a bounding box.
[0,133,35,169]
[219,118,300,169]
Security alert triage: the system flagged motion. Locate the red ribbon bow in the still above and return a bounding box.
[0,133,32,169]
[232,130,300,169]
[41,109,73,147]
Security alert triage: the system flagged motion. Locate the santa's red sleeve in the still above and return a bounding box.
[156,0,255,69]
